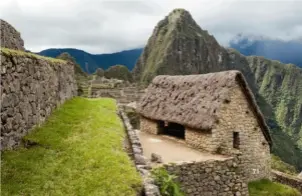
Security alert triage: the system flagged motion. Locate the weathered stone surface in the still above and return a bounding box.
[0,52,77,150]
[272,170,302,193]
[162,158,249,196]
[151,153,162,163]
[1,20,25,50]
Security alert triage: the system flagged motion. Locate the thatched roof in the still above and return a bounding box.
[137,70,272,145]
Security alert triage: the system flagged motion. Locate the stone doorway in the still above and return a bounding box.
[157,120,185,139]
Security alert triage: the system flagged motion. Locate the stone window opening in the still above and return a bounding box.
[157,120,185,139]
[233,132,240,149]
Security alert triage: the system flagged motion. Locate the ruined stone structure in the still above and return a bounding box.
[91,81,146,104]
[1,20,25,51]
[163,158,249,196]
[1,49,77,150]
[272,170,302,193]
[137,70,272,187]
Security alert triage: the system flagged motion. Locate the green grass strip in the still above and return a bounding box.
[1,97,142,196]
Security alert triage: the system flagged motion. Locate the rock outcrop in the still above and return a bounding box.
[1,19,25,51]
[133,8,302,170]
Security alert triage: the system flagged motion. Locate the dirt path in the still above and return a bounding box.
[138,131,229,164]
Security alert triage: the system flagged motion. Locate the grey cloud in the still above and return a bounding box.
[0,0,301,53]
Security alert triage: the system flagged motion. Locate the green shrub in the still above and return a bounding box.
[95,68,105,77]
[151,167,184,196]
[248,179,300,196]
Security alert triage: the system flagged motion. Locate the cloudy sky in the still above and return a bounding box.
[1,0,301,54]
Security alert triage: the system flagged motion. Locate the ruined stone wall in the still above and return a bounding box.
[272,170,302,193]
[91,86,145,104]
[1,50,77,150]
[140,117,159,135]
[162,157,249,196]
[215,84,271,182]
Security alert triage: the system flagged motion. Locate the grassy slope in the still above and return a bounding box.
[1,98,141,196]
[249,179,301,196]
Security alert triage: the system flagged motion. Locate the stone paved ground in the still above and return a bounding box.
[138,131,229,164]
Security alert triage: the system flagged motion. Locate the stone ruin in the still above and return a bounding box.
[1,19,25,50]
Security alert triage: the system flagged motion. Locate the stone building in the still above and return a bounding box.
[137,70,272,182]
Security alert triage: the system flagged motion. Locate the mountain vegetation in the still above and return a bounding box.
[104,65,133,82]
[95,68,105,77]
[56,52,86,77]
[38,48,142,73]
[132,8,302,170]
[248,179,301,196]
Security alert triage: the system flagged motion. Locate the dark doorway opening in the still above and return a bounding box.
[157,120,185,139]
[233,132,240,149]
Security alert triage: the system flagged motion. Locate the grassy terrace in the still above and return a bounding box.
[249,179,301,196]
[1,98,142,196]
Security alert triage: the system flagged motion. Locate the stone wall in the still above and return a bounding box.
[140,116,159,135]
[91,86,145,104]
[272,170,302,193]
[185,127,215,153]
[1,50,77,150]
[118,106,160,196]
[1,20,25,51]
[215,84,271,182]
[162,157,249,196]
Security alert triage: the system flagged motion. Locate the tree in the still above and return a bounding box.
[104,65,133,82]
[95,68,104,77]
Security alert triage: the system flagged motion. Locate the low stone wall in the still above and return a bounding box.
[272,170,302,193]
[118,105,160,196]
[1,50,77,150]
[92,86,145,104]
[162,158,249,196]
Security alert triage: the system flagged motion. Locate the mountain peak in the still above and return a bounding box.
[132,9,223,83]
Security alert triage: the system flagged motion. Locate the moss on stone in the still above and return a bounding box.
[1,47,66,64]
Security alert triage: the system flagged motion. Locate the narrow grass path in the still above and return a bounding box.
[1,98,142,196]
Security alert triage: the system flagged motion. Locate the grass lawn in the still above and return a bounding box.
[1,97,142,196]
[249,179,301,196]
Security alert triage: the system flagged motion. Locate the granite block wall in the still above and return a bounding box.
[1,50,77,149]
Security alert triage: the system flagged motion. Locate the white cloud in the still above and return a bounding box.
[0,0,301,53]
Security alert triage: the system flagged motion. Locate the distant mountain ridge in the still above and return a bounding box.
[38,48,142,73]
[38,35,302,74]
[230,34,302,68]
